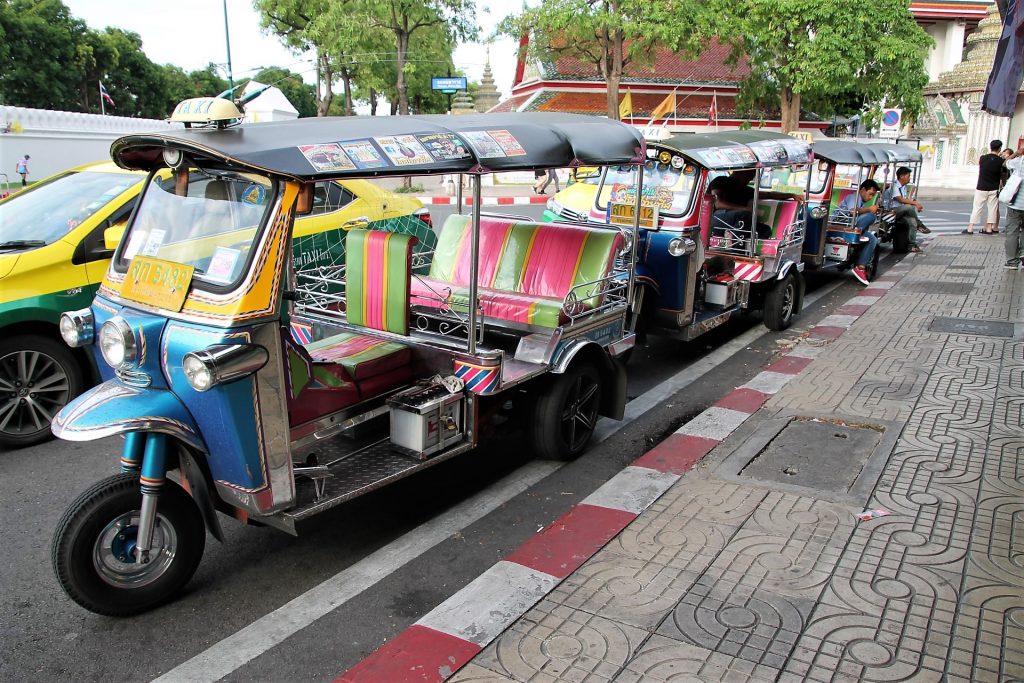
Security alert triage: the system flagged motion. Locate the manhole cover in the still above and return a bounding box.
[739,418,883,494]
[928,316,1015,338]
[901,281,974,295]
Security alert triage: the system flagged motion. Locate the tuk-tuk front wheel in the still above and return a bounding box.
[52,473,205,616]
[764,272,797,331]
[530,362,602,461]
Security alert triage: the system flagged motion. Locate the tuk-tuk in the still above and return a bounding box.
[49,99,645,615]
[803,141,924,270]
[577,131,811,336]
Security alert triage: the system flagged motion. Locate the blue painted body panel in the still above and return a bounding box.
[639,230,688,313]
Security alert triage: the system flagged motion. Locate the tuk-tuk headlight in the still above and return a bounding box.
[182,344,269,392]
[99,317,136,369]
[667,237,696,257]
[810,206,828,220]
[60,308,94,348]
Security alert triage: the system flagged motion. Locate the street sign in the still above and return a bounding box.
[431,77,467,95]
[879,108,902,138]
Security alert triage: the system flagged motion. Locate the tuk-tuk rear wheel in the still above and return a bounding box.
[866,248,880,282]
[530,362,602,461]
[763,272,797,331]
[52,472,205,617]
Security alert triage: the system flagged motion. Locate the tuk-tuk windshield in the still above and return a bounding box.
[832,164,870,191]
[117,170,276,289]
[596,160,696,217]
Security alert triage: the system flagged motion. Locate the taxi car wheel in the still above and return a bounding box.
[52,473,205,616]
[530,362,602,461]
[0,335,83,449]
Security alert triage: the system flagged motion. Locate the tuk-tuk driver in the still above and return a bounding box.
[837,180,880,285]
[882,166,931,253]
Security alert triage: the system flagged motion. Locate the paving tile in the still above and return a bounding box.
[449,663,518,682]
[473,600,649,683]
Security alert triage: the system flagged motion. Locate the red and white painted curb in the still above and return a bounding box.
[337,262,914,683]
[416,195,550,206]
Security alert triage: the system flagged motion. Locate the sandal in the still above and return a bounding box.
[961,229,974,235]
[909,245,922,253]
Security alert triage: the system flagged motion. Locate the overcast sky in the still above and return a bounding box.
[63,0,518,107]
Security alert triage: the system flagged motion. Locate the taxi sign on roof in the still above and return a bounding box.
[171,97,243,125]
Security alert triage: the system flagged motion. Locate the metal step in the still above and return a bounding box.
[275,435,474,531]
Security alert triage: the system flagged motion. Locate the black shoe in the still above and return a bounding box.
[1004,258,1021,269]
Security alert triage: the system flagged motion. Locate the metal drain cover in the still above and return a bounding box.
[929,317,1015,338]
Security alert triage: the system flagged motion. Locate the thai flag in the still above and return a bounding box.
[99,81,115,107]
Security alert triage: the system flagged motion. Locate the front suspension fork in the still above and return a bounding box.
[120,432,168,564]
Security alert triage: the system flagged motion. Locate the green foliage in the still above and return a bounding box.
[710,0,933,128]
[0,0,88,109]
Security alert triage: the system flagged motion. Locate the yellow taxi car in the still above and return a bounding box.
[542,168,601,222]
[0,161,429,447]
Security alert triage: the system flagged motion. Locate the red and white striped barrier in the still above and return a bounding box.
[336,261,915,683]
[416,196,550,206]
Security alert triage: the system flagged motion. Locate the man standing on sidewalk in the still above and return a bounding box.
[1002,149,1024,268]
[964,139,1004,235]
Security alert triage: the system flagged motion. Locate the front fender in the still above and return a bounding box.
[52,380,205,452]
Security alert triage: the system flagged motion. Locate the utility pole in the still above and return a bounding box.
[223,0,235,92]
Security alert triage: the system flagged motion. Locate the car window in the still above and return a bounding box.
[310,182,355,215]
[0,171,140,245]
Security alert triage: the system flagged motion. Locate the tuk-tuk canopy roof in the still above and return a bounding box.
[813,140,923,165]
[653,130,811,169]
[111,113,646,180]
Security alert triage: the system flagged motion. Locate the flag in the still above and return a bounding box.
[99,81,115,107]
[619,91,632,120]
[982,0,1024,116]
[649,92,676,122]
[708,93,718,122]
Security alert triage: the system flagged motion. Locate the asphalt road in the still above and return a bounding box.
[0,200,976,682]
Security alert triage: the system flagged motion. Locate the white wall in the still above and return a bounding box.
[0,106,179,183]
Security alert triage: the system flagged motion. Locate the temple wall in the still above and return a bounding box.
[0,106,177,182]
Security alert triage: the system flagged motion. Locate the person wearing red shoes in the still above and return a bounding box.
[837,180,881,285]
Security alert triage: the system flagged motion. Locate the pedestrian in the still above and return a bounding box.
[533,169,546,195]
[882,166,930,253]
[963,139,1004,235]
[539,168,560,194]
[1000,148,1024,269]
[15,154,29,186]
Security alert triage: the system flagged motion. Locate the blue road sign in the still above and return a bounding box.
[432,77,468,92]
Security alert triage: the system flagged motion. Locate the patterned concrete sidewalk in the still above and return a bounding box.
[451,236,1024,683]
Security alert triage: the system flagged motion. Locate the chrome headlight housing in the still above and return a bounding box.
[667,237,696,257]
[98,317,137,369]
[183,344,269,392]
[810,206,828,220]
[59,308,94,348]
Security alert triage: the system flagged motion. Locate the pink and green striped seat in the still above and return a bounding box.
[410,215,623,329]
[287,230,416,424]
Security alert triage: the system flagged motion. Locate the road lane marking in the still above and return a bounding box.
[153,460,562,683]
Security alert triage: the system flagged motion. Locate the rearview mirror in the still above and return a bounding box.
[296,183,314,215]
[104,224,126,250]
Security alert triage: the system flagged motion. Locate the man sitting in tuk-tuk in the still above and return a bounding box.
[836,180,880,285]
[883,166,931,253]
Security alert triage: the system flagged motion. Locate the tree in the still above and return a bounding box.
[711,0,933,132]
[357,0,477,115]
[499,0,704,120]
[0,0,88,109]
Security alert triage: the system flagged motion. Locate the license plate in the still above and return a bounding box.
[825,244,849,261]
[121,256,194,311]
[609,202,658,229]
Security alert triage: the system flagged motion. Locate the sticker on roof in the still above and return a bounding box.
[488,130,527,156]
[340,139,389,169]
[460,130,506,158]
[375,135,434,166]
[416,133,471,161]
[299,143,356,172]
